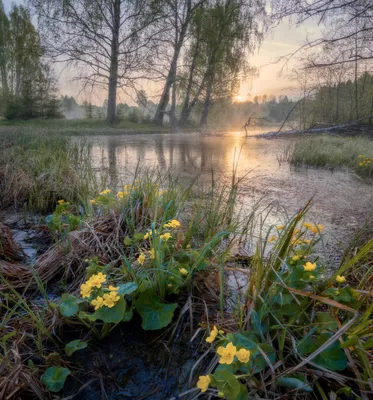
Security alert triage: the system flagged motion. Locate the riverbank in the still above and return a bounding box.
[287,135,373,178]
[1,124,373,399]
[1,176,372,399]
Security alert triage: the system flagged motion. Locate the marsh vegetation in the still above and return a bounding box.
[1,0,373,399]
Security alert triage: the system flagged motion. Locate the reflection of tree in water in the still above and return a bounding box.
[102,136,226,180]
[154,139,167,169]
[134,141,146,164]
[107,139,118,188]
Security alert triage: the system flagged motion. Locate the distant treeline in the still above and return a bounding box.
[296,72,373,129]
[60,93,295,127]
[0,4,61,120]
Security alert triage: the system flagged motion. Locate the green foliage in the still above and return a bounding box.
[41,367,70,392]
[59,294,82,317]
[134,290,177,330]
[65,339,88,356]
[298,332,348,371]
[0,5,60,120]
[46,200,82,240]
[87,296,128,324]
[291,135,373,177]
[276,377,313,393]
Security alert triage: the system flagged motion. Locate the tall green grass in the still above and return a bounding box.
[0,126,107,212]
[290,135,373,176]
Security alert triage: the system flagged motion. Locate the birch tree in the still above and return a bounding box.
[31,0,163,123]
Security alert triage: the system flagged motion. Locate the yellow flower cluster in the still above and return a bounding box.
[89,199,96,205]
[57,199,69,205]
[81,274,104,294]
[164,219,181,229]
[160,232,171,241]
[206,326,218,343]
[79,273,121,310]
[358,155,372,167]
[138,253,146,265]
[303,222,324,234]
[197,375,211,393]
[99,189,111,195]
[268,235,277,243]
[217,342,251,364]
[116,191,128,199]
[303,261,316,272]
[144,230,156,240]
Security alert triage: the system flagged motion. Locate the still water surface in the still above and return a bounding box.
[80,132,373,259]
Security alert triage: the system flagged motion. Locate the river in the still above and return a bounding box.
[77,131,373,262]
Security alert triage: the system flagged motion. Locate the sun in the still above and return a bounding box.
[234,95,245,102]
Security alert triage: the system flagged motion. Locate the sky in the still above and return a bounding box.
[4,0,320,104]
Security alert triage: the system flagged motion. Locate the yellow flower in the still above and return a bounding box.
[309,275,315,280]
[89,199,96,205]
[108,285,119,291]
[217,342,237,365]
[80,282,92,298]
[144,230,155,240]
[149,248,155,259]
[276,225,285,230]
[303,239,311,244]
[197,375,210,393]
[236,348,251,363]
[206,326,218,343]
[268,235,276,243]
[303,262,316,272]
[164,219,181,229]
[336,275,346,284]
[179,268,188,276]
[103,291,120,308]
[91,296,104,310]
[87,272,107,288]
[168,283,173,288]
[160,232,171,241]
[292,255,300,262]
[116,191,125,198]
[138,253,146,265]
[57,199,65,204]
[99,189,111,195]
[304,222,324,234]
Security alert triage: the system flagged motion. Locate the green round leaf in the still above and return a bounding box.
[134,291,177,330]
[65,339,88,356]
[276,377,313,393]
[41,367,70,392]
[59,294,81,317]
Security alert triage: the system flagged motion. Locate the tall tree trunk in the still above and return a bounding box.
[153,39,184,125]
[153,0,191,126]
[354,23,359,120]
[178,34,201,127]
[199,84,212,126]
[107,0,120,124]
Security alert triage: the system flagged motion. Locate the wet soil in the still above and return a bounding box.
[62,313,209,400]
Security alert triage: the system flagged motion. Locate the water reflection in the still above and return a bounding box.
[78,132,373,260]
[90,133,275,180]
